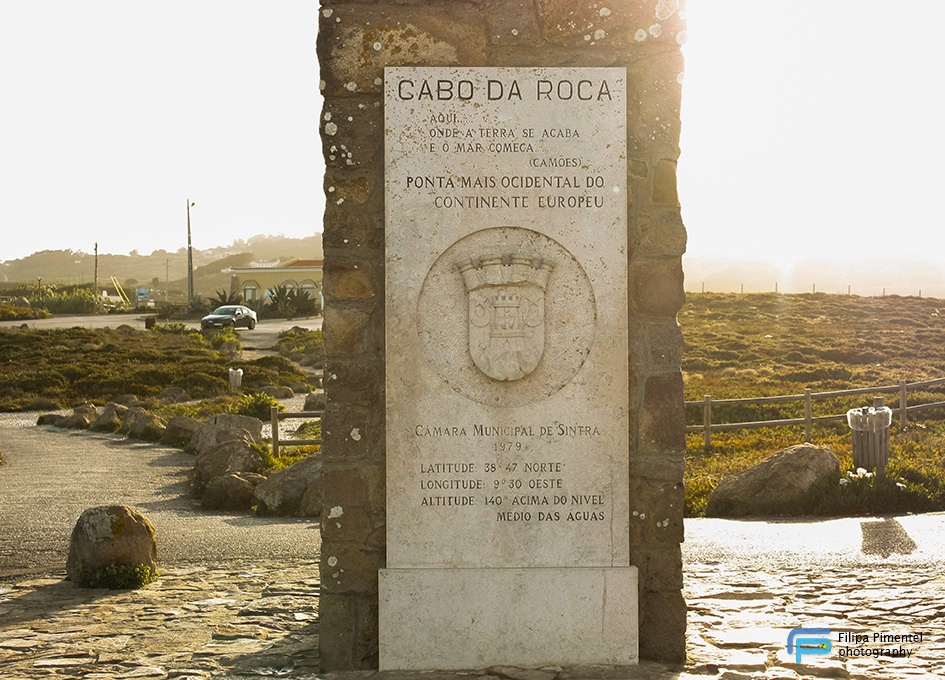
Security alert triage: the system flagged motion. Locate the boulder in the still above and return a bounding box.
[188,414,263,455]
[290,382,310,395]
[706,444,840,517]
[254,455,322,517]
[258,385,295,399]
[192,437,265,496]
[162,416,200,448]
[91,403,128,433]
[158,386,188,403]
[66,505,157,588]
[303,391,326,412]
[59,403,99,430]
[298,483,322,517]
[120,407,167,441]
[202,472,267,510]
[37,413,66,426]
[112,394,141,405]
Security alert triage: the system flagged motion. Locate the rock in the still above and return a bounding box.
[91,403,128,433]
[37,413,66,426]
[59,403,99,430]
[302,391,326,412]
[158,387,188,403]
[298,483,322,517]
[115,324,137,335]
[120,407,167,441]
[290,382,310,395]
[112,394,141,405]
[192,437,265,496]
[162,416,200,448]
[706,444,840,517]
[254,455,322,517]
[202,472,267,510]
[257,385,295,399]
[188,414,263,455]
[66,505,157,588]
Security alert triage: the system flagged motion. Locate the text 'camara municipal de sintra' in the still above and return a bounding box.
[414,424,602,437]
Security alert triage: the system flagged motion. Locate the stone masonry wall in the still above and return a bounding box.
[317,0,688,669]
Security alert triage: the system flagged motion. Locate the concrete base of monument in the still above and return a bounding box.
[378,566,638,671]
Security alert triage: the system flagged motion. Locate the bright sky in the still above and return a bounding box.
[1,2,942,271]
[0,1,323,261]
[679,1,944,268]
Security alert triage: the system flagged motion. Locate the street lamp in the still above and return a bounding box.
[186,199,196,304]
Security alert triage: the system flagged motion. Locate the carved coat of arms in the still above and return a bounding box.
[456,255,554,381]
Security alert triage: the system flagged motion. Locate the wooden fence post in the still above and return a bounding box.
[804,388,812,442]
[899,379,908,429]
[271,406,281,459]
[703,395,712,449]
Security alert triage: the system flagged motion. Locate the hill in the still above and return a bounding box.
[0,234,323,298]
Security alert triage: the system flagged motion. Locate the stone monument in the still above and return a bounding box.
[381,66,634,669]
[317,1,687,670]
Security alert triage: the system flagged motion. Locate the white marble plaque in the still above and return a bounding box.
[382,66,634,669]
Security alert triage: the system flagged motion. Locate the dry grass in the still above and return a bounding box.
[681,293,945,516]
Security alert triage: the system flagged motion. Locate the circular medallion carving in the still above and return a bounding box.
[417,227,597,407]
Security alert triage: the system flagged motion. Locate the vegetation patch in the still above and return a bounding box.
[82,563,158,590]
[683,293,945,517]
[230,392,284,421]
[0,324,309,411]
[274,328,324,367]
[0,304,48,321]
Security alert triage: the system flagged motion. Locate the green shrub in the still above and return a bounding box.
[207,326,241,354]
[83,563,158,589]
[294,420,321,438]
[274,328,324,365]
[0,305,46,321]
[230,392,283,420]
[177,372,228,396]
[151,321,190,335]
[801,461,945,517]
[38,288,96,314]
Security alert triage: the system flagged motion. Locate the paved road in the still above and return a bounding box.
[0,312,321,340]
[0,412,319,578]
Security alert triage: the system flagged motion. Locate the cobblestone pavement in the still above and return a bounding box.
[2,521,942,679]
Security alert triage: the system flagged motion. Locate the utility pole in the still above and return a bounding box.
[187,199,195,304]
[93,242,99,314]
[165,259,170,304]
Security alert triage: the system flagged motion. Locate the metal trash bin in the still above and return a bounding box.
[228,367,243,389]
[847,400,892,475]
[145,315,157,329]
